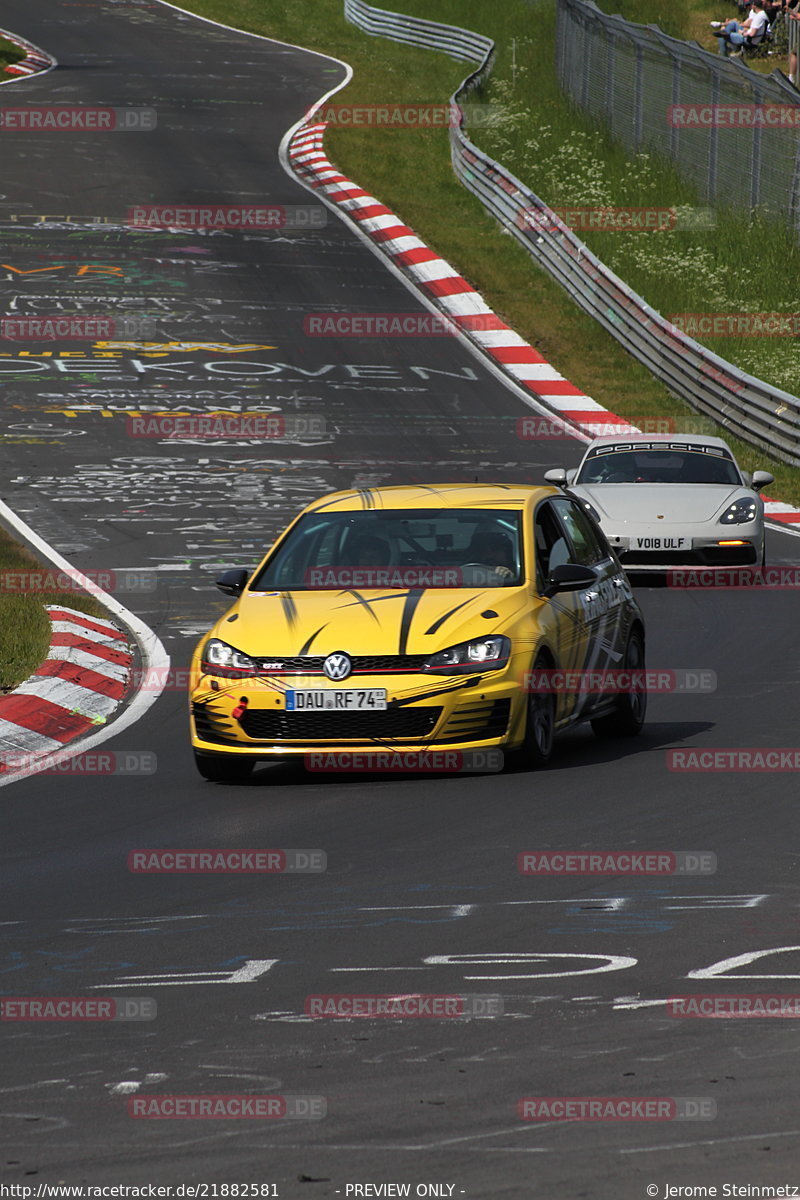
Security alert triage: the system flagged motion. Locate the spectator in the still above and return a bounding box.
[713,1,769,53]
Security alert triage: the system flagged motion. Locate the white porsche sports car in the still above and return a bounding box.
[545,434,774,571]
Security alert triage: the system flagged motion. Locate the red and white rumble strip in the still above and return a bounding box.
[286,119,800,529]
[0,605,132,770]
[0,27,53,79]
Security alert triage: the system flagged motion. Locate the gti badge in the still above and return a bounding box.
[323,652,352,681]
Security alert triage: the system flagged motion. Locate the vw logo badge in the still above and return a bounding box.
[323,652,352,681]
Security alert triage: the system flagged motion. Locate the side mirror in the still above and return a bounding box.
[751,470,774,491]
[544,467,568,486]
[216,568,250,597]
[542,563,597,598]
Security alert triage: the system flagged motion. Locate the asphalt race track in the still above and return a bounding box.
[2,2,800,1195]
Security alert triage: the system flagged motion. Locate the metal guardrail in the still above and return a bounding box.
[343,0,800,466]
[557,0,800,237]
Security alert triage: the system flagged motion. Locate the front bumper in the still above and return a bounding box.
[189,669,525,759]
[605,524,762,570]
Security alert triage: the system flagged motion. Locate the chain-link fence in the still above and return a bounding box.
[557,0,800,238]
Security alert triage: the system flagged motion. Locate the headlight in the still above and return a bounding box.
[720,498,758,525]
[423,635,511,674]
[201,638,257,677]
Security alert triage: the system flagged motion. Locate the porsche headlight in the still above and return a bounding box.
[423,635,511,674]
[720,498,757,525]
[201,638,257,677]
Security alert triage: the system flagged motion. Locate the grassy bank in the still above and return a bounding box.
[0,37,25,69]
[0,527,106,691]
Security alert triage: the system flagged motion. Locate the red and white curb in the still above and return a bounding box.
[286,120,800,530]
[0,27,54,79]
[0,606,132,771]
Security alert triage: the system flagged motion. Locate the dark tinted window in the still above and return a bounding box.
[552,499,608,567]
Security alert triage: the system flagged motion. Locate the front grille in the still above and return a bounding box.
[239,706,442,742]
[192,703,236,745]
[440,699,511,742]
[255,654,430,674]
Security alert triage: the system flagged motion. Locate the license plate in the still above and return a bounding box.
[285,688,387,711]
[633,536,690,550]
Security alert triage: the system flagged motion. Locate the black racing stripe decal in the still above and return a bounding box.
[298,625,328,655]
[280,592,298,629]
[392,677,482,706]
[358,487,375,510]
[398,588,424,657]
[424,599,473,636]
[339,590,381,624]
[338,591,413,607]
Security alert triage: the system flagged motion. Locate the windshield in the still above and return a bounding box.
[250,509,524,590]
[577,444,742,486]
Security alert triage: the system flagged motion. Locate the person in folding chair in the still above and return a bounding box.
[713,0,770,54]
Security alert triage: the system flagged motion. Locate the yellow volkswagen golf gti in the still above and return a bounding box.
[189,484,646,782]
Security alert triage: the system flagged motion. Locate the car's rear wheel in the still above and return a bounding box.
[591,627,646,738]
[510,652,556,768]
[194,750,254,783]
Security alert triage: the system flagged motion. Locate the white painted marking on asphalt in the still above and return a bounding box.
[688,944,800,979]
[424,953,638,979]
[94,959,278,988]
[612,998,671,1010]
[620,1128,800,1154]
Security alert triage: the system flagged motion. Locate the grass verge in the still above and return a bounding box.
[0,37,25,70]
[0,526,107,692]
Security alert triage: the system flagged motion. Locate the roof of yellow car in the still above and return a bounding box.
[306,483,556,513]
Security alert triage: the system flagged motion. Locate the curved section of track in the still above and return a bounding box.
[1,2,799,1194]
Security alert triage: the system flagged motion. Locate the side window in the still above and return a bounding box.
[534,501,572,591]
[552,499,608,567]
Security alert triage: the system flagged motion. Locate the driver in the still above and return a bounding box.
[465,530,516,579]
[347,534,391,566]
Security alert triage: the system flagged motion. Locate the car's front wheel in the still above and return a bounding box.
[591,627,646,738]
[194,751,254,783]
[510,653,556,768]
